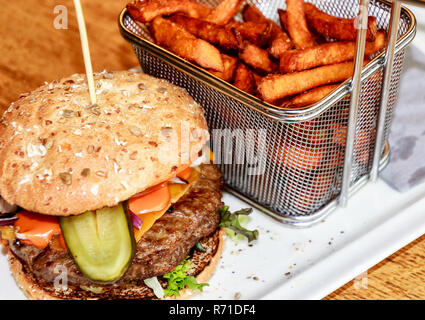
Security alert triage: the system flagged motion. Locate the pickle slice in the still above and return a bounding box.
[60,203,135,283]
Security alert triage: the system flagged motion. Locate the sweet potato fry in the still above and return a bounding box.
[280,8,328,45]
[326,149,345,170]
[258,61,356,102]
[233,63,256,95]
[150,17,224,72]
[252,72,263,97]
[208,54,238,82]
[269,32,293,59]
[253,72,262,86]
[286,0,316,49]
[277,143,324,172]
[330,123,347,146]
[290,121,329,145]
[242,5,292,57]
[169,14,238,50]
[279,31,386,73]
[286,173,334,211]
[239,42,276,74]
[277,9,288,32]
[280,84,339,108]
[127,0,211,23]
[304,3,377,42]
[355,129,372,166]
[242,4,265,23]
[227,20,273,48]
[365,30,387,58]
[242,4,284,40]
[205,0,243,25]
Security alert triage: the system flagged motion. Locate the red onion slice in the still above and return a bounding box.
[0,216,18,226]
[129,210,143,230]
[190,152,207,168]
[169,176,189,184]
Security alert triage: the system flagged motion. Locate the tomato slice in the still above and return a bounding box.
[177,167,191,181]
[14,211,62,249]
[128,182,171,215]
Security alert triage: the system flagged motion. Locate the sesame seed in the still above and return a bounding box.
[59,172,72,185]
[81,168,91,177]
[129,151,138,160]
[95,170,107,178]
[63,109,75,118]
[138,83,147,90]
[128,125,141,137]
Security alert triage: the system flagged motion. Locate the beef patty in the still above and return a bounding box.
[9,164,223,289]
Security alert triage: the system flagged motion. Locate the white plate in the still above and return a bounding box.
[2,4,425,301]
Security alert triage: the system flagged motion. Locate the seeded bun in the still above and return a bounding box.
[0,71,209,216]
[8,228,224,300]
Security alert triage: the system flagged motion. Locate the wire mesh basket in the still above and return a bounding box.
[119,0,416,227]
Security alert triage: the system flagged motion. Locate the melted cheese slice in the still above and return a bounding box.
[169,167,199,203]
[133,168,200,242]
[0,226,15,241]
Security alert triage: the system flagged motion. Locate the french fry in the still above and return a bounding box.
[277,9,288,32]
[269,32,294,59]
[242,4,292,57]
[304,3,377,42]
[280,84,339,109]
[326,149,345,169]
[277,143,324,172]
[233,63,256,95]
[127,0,211,23]
[291,121,329,145]
[252,72,263,87]
[227,20,273,48]
[279,31,386,73]
[354,129,372,166]
[330,123,347,146]
[208,54,238,82]
[242,4,286,40]
[169,14,239,50]
[280,8,328,45]
[286,0,316,49]
[287,173,334,211]
[330,125,372,165]
[242,4,265,23]
[365,30,387,58]
[205,0,244,25]
[252,72,263,97]
[150,17,224,72]
[239,42,276,74]
[258,61,357,102]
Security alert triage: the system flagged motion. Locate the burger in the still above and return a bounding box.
[0,71,226,300]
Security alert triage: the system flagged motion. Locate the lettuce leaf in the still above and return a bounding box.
[163,257,209,297]
[144,276,165,299]
[219,206,258,244]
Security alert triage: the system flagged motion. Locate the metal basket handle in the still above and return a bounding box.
[371,0,402,181]
[340,0,402,206]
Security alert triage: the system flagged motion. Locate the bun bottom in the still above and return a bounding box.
[8,228,224,300]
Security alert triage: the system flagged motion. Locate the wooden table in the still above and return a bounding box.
[1,0,424,300]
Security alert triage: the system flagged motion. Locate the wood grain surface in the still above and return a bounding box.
[325,234,425,300]
[0,0,138,112]
[1,0,424,300]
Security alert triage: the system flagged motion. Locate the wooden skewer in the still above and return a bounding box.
[73,0,96,105]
